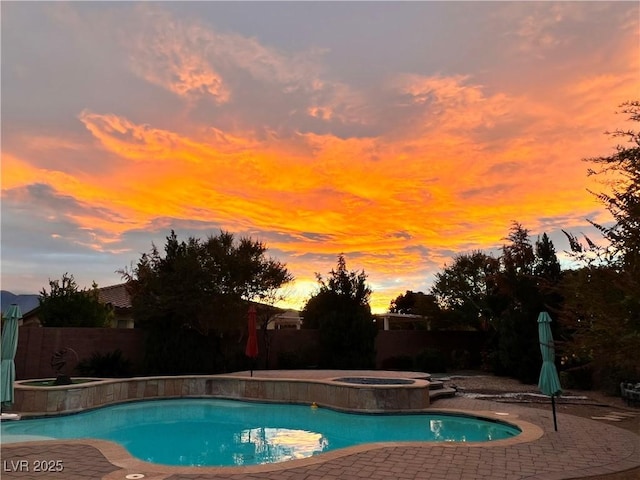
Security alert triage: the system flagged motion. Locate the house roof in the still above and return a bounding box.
[95,285,301,315]
[97,283,132,309]
[1,291,40,316]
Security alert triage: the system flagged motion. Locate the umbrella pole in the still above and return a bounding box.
[551,395,558,431]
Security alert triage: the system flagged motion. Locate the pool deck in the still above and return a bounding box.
[1,371,639,480]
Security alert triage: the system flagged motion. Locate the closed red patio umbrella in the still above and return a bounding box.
[245,305,259,376]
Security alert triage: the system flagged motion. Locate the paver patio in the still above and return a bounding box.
[1,374,638,480]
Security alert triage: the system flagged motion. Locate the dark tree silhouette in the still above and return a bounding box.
[302,255,376,368]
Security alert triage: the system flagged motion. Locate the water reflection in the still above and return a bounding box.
[232,428,329,465]
[429,417,516,442]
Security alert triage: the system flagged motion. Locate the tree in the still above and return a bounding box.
[429,223,563,381]
[390,290,419,314]
[584,101,639,273]
[39,273,112,327]
[488,224,564,382]
[389,290,437,316]
[534,233,562,282]
[430,251,503,330]
[388,290,440,329]
[494,223,546,382]
[302,255,377,368]
[561,101,640,388]
[533,232,564,317]
[501,222,535,276]
[121,230,293,374]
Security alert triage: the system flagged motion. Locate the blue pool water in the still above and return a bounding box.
[1,399,520,467]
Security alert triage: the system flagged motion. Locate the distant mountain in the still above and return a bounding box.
[1,291,40,316]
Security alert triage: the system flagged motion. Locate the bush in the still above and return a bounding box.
[277,350,314,369]
[415,348,447,373]
[450,349,472,370]
[143,329,216,375]
[77,349,132,378]
[381,355,414,371]
[560,364,593,390]
[594,365,639,396]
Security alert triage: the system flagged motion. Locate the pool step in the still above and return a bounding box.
[428,379,456,402]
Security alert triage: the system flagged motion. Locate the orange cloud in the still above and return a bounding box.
[15,89,618,310]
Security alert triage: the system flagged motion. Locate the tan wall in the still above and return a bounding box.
[261,328,321,368]
[375,330,486,368]
[266,329,486,369]
[15,327,485,379]
[15,327,146,380]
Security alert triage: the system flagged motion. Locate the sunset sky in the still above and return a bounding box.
[1,2,638,313]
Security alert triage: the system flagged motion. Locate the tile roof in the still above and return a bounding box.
[97,283,131,309]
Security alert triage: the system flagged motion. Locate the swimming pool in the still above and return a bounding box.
[1,398,521,467]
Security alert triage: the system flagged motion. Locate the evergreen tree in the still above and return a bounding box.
[494,223,541,382]
[302,255,377,368]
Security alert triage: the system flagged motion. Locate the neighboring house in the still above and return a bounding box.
[6,284,135,328]
[0,291,40,326]
[97,283,134,329]
[101,286,303,330]
[9,283,300,330]
[268,309,302,330]
[268,310,428,330]
[374,312,430,331]
[19,307,42,327]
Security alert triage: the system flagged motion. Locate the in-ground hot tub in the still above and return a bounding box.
[334,377,415,385]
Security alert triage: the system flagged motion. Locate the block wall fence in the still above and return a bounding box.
[15,327,486,379]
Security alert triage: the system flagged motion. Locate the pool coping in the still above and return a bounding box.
[1,408,542,475]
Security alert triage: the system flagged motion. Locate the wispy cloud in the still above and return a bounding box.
[125,6,328,104]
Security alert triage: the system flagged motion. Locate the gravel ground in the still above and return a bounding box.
[440,372,640,480]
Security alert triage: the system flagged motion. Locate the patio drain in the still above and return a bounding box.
[125,474,145,479]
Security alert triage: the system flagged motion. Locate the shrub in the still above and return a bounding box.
[277,350,314,369]
[381,355,414,371]
[77,349,132,378]
[142,329,216,375]
[560,365,593,390]
[450,349,472,370]
[594,365,639,396]
[415,348,447,373]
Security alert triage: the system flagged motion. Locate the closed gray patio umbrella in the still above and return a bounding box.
[1,304,22,405]
[537,311,562,431]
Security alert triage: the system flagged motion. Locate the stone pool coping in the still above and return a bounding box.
[10,371,436,416]
[1,408,542,476]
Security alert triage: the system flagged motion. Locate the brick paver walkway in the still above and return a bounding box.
[1,396,638,480]
[0,442,119,480]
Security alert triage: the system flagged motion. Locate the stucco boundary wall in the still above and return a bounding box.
[11,375,431,417]
[15,327,486,379]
